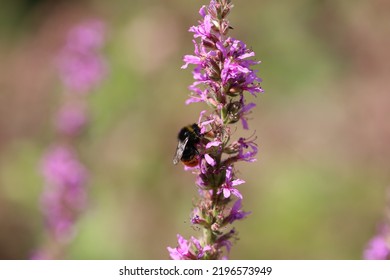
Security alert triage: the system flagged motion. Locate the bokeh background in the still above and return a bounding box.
[1,0,390,259]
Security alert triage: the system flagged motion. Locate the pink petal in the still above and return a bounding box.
[205,154,216,166]
[223,188,231,198]
[232,179,245,186]
[206,140,221,148]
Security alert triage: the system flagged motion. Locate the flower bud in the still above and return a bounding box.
[226,101,242,124]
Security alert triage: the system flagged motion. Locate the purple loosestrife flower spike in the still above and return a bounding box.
[34,20,107,259]
[41,145,88,242]
[364,232,390,260]
[57,20,107,94]
[363,188,390,260]
[168,0,263,259]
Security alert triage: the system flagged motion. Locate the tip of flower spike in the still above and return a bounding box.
[56,19,108,94]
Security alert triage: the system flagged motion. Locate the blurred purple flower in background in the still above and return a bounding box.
[66,20,105,52]
[33,19,107,259]
[57,20,107,94]
[364,231,390,260]
[41,145,87,191]
[41,145,88,242]
[363,187,390,260]
[168,0,263,259]
[55,104,88,136]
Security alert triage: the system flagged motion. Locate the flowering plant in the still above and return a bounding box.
[364,225,390,260]
[363,189,390,260]
[32,20,107,259]
[168,0,263,259]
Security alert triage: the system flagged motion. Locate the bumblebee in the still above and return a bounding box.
[173,123,201,167]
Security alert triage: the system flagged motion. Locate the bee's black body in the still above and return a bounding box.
[173,123,201,166]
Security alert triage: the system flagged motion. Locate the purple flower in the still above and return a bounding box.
[41,189,76,241]
[239,102,256,130]
[189,14,212,40]
[218,38,263,95]
[167,235,210,260]
[225,199,251,224]
[182,55,202,70]
[34,19,108,259]
[216,237,232,253]
[204,154,216,166]
[191,214,201,225]
[40,145,88,241]
[364,226,390,260]
[41,146,87,189]
[183,15,263,107]
[55,105,88,136]
[65,20,106,53]
[169,0,262,260]
[167,234,192,260]
[235,137,258,162]
[57,20,107,94]
[191,236,211,259]
[217,166,244,199]
[58,52,107,94]
[206,140,222,149]
[364,236,390,260]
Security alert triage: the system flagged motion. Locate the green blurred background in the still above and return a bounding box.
[1,0,389,259]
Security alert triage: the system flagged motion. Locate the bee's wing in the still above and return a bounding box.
[173,137,189,165]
